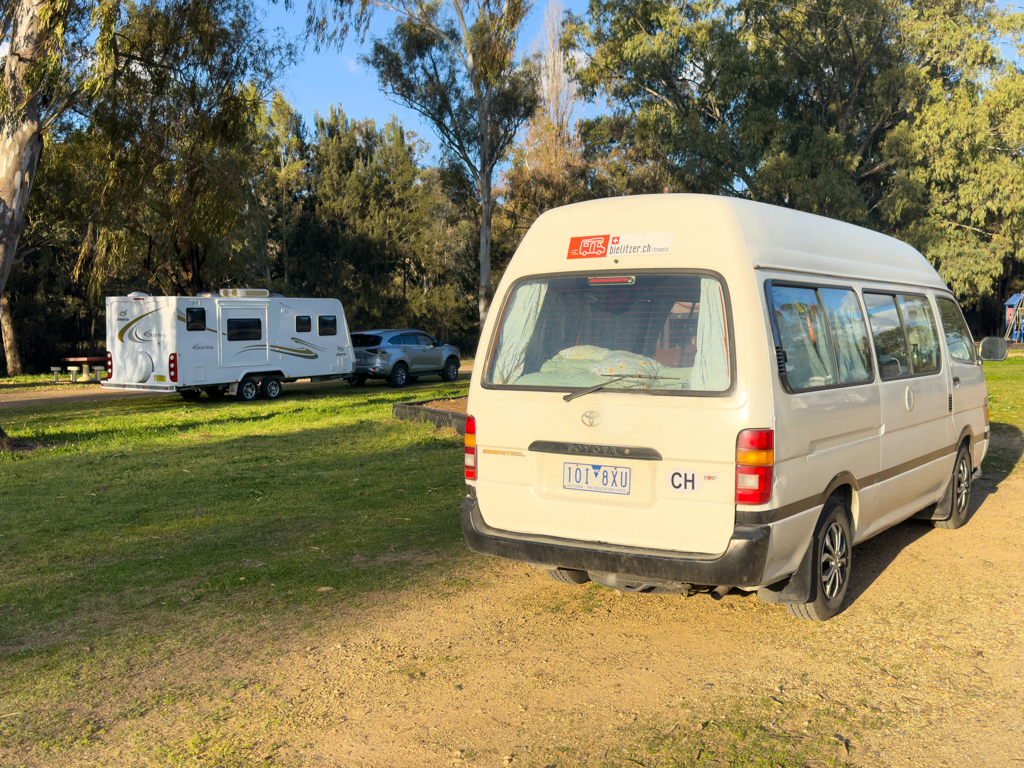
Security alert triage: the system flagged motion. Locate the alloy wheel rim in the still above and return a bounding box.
[267,381,280,397]
[820,521,849,600]
[956,457,970,516]
[243,382,257,399]
[395,368,406,385]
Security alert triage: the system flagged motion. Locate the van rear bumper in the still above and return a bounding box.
[460,496,771,588]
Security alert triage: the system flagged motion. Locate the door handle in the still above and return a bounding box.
[952,377,960,388]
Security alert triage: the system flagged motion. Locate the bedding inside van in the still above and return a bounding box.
[485,272,730,394]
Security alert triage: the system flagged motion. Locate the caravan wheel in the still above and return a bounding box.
[261,376,283,400]
[237,377,260,402]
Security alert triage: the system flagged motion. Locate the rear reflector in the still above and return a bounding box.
[736,429,773,505]
[464,416,477,480]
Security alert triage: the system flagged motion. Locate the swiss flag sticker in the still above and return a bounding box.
[568,235,610,259]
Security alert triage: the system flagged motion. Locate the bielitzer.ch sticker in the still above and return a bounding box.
[667,469,702,493]
[568,231,673,259]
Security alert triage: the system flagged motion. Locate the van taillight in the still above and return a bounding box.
[106,350,113,379]
[464,416,477,480]
[736,429,773,505]
[168,353,178,383]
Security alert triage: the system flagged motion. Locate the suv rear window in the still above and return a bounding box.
[484,272,732,394]
[352,334,382,347]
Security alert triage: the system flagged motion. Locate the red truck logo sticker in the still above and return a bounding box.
[568,235,610,259]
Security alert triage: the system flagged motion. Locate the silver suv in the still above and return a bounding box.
[350,329,461,387]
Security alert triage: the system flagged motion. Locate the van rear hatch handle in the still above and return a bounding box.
[528,441,662,461]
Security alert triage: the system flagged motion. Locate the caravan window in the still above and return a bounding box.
[296,315,312,333]
[227,318,262,342]
[318,316,337,336]
[483,271,733,396]
[186,308,206,332]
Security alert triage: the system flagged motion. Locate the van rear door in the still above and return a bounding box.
[473,270,743,556]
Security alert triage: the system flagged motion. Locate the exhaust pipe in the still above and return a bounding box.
[711,585,732,601]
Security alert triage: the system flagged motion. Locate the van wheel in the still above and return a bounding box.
[786,498,851,622]
[547,568,590,585]
[261,376,283,400]
[934,443,972,530]
[389,363,409,388]
[443,357,459,382]
[180,389,201,401]
[236,377,260,402]
[204,386,227,400]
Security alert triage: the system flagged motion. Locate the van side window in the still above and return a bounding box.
[226,318,262,342]
[186,308,206,332]
[819,288,873,385]
[864,293,910,380]
[897,295,941,374]
[936,297,977,363]
[770,285,837,391]
[318,316,337,336]
[295,315,311,333]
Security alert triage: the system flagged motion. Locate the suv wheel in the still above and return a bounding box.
[442,357,459,382]
[389,362,409,388]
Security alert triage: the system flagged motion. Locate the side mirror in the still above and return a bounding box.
[979,337,1009,362]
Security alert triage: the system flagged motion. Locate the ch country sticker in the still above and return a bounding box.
[568,235,610,259]
[667,468,703,493]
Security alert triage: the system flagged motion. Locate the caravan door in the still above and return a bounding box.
[219,303,269,368]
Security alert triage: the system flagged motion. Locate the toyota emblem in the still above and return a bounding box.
[582,411,601,427]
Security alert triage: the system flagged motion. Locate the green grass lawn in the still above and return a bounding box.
[0,377,470,760]
[2,360,1023,766]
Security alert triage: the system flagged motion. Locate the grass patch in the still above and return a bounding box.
[0,377,469,762]
[982,358,1024,477]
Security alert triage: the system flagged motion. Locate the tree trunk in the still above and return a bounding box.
[0,294,24,376]
[478,176,492,325]
[1,0,50,447]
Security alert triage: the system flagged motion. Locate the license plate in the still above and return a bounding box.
[155,375,166,382]
[562,462,631,495]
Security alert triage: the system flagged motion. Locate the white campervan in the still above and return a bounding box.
[103,289,354,401]
[461,195,1007,620]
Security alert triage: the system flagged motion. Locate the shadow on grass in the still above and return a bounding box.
[0,416,468,656]
[844,422,1023,608]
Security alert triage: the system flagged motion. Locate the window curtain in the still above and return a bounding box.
[690,278,730,391]
[490,283,548,384]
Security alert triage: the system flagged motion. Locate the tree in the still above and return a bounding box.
[357,0,540,324]
[73,0,290,296]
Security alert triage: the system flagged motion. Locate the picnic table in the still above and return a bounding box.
[56,356,107,383]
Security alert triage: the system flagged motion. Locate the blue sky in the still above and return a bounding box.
[263,0,592,157]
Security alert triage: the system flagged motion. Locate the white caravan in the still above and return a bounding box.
[461,194,1008,621]
[102,289,354,400]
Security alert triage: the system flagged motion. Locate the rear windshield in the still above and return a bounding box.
[351,334,382,347]
[484,272,732,395]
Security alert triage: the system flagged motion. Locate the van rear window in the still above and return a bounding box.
[484,272,732,394]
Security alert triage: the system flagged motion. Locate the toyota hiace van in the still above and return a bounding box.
[460,194,1007,620]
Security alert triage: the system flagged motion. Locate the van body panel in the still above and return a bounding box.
[465,194,992,596]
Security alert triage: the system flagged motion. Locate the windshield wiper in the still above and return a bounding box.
[563,373,678,403]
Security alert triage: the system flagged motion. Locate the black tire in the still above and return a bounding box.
[547,568,590,585]
[350,374,367,387]
[261,375,283,400]
[786,498,851,622]
[388,362,409,388]
[180,389,201,401]
[236,376,260,402]
[204,386,228,400]
[442,357,460,382]
[934,443,972,530]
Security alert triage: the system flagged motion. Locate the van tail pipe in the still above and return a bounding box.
[711,586,732,601]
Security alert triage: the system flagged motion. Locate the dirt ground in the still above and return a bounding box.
[110,451,1016,767]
